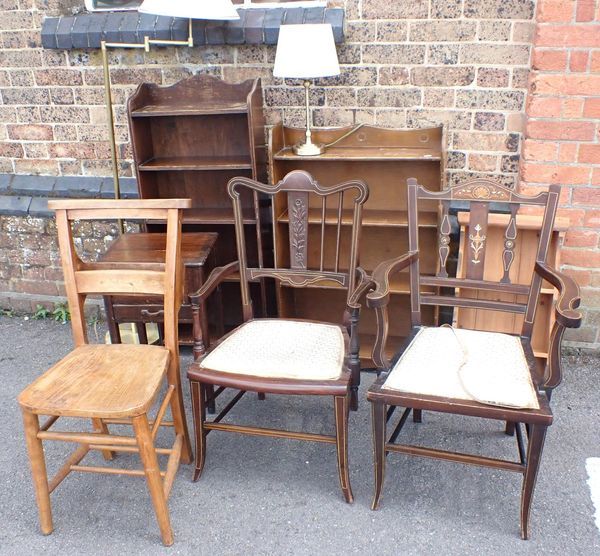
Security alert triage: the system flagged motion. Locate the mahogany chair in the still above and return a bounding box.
[18,199,193,546]
[187,170,370,502]
[365,178,581,538]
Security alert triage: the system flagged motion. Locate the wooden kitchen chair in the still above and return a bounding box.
[18,199,192,546]
[188,170,370,502]
[366,178,581,538]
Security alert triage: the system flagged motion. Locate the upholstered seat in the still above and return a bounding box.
[382,327,539,410]
[199,319,345,380]
[19,344,170,418]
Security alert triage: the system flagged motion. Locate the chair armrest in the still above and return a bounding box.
[366,251,419,309]
[534,261,582,328]
[347,267,374,310]
[189,261,239,306]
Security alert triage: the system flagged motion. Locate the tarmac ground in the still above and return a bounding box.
[1,317,599,555]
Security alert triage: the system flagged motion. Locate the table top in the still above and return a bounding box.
[101,232,218,267]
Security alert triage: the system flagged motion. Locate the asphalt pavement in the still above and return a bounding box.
[1,317,599,555]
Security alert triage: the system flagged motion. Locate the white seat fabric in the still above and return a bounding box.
[382,327,540,410]
[200,319,345,380]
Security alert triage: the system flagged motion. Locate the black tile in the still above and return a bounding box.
[41,17,59,49]
[56,16,75,49]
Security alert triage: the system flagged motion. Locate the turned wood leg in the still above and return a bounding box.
[412,409,422,423]
[520,423,547,540]
[190,380,207,482]
[92,418,114,461]
[22,410,53,535]
[334,395,353,504]
[371,400,386,510]
[132,414,173,546]
[505,421,516,436]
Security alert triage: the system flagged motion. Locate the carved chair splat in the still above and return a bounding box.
[366,178,581,539]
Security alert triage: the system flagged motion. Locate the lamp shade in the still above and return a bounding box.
[273,24,340,79]
[139,0,240,20]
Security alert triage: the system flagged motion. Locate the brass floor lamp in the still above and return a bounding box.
[101,0,240,205]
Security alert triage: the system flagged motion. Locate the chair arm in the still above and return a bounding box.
[189,261,240,306]
[347,267,375,310]
[534,261,582,328]
[366,251,419,309]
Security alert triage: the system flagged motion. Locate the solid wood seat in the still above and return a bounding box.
[18,344,169,419]
[18,199,192,546]
[365,178,581,539]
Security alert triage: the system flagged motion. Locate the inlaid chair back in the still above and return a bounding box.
[51,199,189,351]
[405,178,560,339]
[228,170,369,321]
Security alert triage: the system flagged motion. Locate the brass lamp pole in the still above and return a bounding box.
[101,0,240,205]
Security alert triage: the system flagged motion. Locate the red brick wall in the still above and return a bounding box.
[521,0,600,347]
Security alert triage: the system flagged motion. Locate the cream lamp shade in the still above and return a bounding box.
[273,24,340,79]
[139,0,240,20]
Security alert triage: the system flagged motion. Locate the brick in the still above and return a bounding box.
[35,68,82,87]
[411,66,474,87]
[40,16,59,49]
[576,0,596,21]
[473,112,505,131]
[562,268,592,286]
[427,44,459,65]
[559,143,578,162]
[0,195,31,216]
[344,21,376,43]
[512,68,530,89]
[527,120,595,141]
[562,248,600,268]
[501,154,520,173]
[406,109,471,130]
[477,68,509,88]
[565,326,598,343]
[479,21,511,41]
[528,97,561,118]
[71,14,91,49]
[583,209,600,227]
[593,168,600,185]
[531,49,568,71]
[376,21,408,42]
[562,98,584,118]
[362,0,429,19]
[119,12,139,44]
[410,21,476,42]
[570,50,589,72]
[11,175,56,195]
[363,44,426,65]
[7,124,53,141]
[224,10,246,44]
[453,131,513,152]
[446,151,466,169]
[430,0,463,18]
[0,142,23,158]
[469,154,498,172]
[537,25,600,48]
[564,229,599,248]
[537,0,575,22]
[464,0,535,19]
[460,44,530,65]
[87,12,108,47]
[55,16,74,49]
[577,144,600,164]
[456,90,525,111]
[423,89,455,108]
[378,67,409,86]
[591,51,600,72]
[583,98,600,118]
[573,188,600,205]
[522,163,591,184]
[357,88,421,108]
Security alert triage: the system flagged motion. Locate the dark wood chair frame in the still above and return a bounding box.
[187,170,370,503]
[365,178,582,539]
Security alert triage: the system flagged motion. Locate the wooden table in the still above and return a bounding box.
[102,232,219,346]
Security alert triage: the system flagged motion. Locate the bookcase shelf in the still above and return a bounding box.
[128,75,268,330]
[269,123,444,365]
